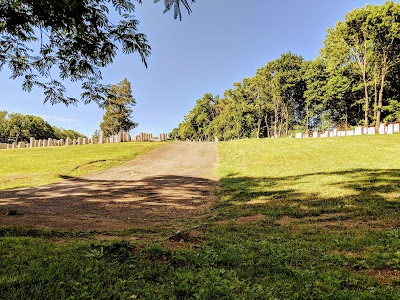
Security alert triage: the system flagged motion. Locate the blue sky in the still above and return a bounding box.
[0,0,387,137]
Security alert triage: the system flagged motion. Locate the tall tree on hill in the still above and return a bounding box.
[100,78,138,137]
[322,1,400,128]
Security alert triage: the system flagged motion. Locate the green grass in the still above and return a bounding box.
[1,135,400,299]
[0,142,161,190]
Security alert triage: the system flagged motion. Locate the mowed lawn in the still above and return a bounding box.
[0,142,162,190]
[1,135,400,299]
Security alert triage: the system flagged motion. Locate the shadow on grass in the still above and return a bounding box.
[0,175,217,230]
[216,169,400,228]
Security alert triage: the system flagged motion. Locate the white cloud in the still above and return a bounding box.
[39,115,78,123]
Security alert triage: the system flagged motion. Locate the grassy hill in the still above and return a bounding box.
[1,135,400,299]
[0,142,161,190]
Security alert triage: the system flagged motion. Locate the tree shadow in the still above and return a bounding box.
[0,175,218,231]
[216,169,400,229]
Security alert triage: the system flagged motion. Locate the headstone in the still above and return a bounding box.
[215,137,219,142]
[43,140,48,147]
[312,132,318,138]
[367,127,376,135]
[60,139,64,146]
[72,139,76,145]
[99,131,104,144]
[0,143,7,149]
[332,129,338,137]
[379,124,386,134]
[77,137,82,145]
[346,130,354,136]
[387,124,394,134]
[18,142,25,148]
[354,126,363,135]
[47,138,53,146]
[394,123,400,133]
[11,142,16,149]
[30,137,35,148]
[338,131,346,137]
[295,133,302,139]
[82,138,88,145]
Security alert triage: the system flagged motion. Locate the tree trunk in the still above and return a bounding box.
[274,99,279,138]
[257,118,261,139]
[362,69,370,127]
[285,105,289,137]
[265,113,270,138]
[376,55,388,131]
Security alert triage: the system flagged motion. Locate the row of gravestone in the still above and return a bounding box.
[295,123,400,139]
[0,136,101,150]
[0,131,170,150]
[133,133,168,142]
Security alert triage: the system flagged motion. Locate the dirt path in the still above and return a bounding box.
[0,142,218,231]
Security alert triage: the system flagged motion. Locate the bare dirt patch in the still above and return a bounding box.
[236,214,266,224]
[0,142,218,231]
[361,269,400,284]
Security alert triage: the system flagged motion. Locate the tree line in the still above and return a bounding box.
[0,111,86,143]
[172,1,400,141]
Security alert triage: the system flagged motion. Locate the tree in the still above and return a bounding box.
[0,111,8,141]
[322,1,400,128]
[0,0,195,106]
[100,78,138,136]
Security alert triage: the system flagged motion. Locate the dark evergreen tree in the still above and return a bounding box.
[100,78,138,137]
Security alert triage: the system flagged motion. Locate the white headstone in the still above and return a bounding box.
[312,132,318,138]
[394,123,400,133]
[387,124,394,134]
[295,133,302,139]
[367,127,376,135]
[346,130,354,136]
[18,142,25,148]
[30,137,35,148]
[379,124,386,134]
[355,126,363,135]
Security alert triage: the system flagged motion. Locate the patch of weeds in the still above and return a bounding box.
[6,209,20,216]
[0,227,92,238]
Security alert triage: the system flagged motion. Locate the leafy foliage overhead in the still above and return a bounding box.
[0,0,195,106]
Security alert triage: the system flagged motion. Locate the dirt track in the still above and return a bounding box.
[0,142,218,231]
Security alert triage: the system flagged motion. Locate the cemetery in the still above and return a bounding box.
[0,131,169,150]
[1,1,400,299]
[294,123,400,138]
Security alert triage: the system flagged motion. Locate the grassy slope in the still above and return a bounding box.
[1,135,400,299]
[0,142,161,190]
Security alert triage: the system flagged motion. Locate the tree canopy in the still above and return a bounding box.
[0,0,195,106]
[0,111,86,142]
[173,2,400,141]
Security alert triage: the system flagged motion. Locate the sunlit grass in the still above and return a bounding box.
[0,142,162,190]
[217,135,400,203]
[1,135,400,299]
